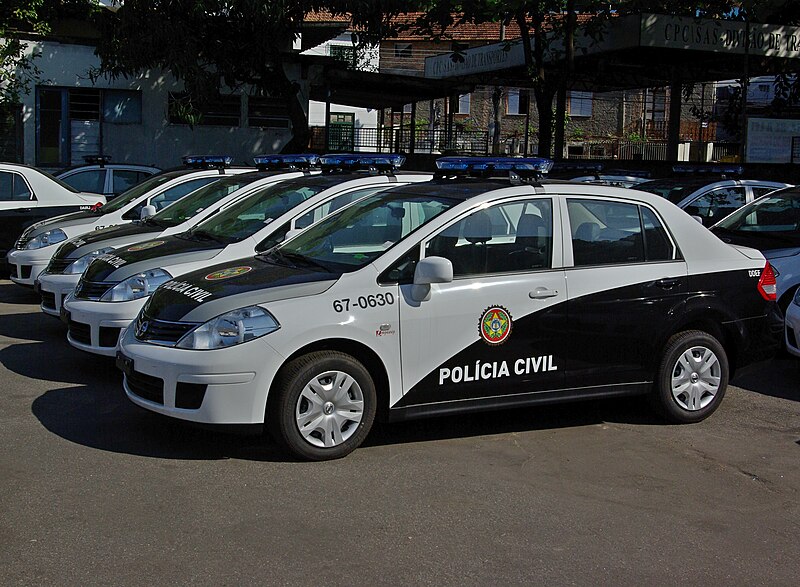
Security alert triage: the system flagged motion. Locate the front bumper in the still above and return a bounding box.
[38,273,81,316]
[63,296,145,356]
[118,327,285,424]
[7,249,56,286]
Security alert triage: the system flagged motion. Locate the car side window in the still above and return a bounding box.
[641,207,676,261]
[425,199,553,278]
[0,172,33,202]
[684,187,745,223]
[61,170,106,194]
[568,199,645,266]
[148,177,217,211]
[751,186,776,199]
[113,170,147,196]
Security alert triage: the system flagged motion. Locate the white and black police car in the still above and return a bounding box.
[63,154,432,354]
[7,155,251,287]
[116,157,781,461]
[37,155,321,317]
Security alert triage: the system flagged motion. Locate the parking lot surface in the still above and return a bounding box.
[1,279,799,585]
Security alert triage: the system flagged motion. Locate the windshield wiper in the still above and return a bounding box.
[278,251,331,272]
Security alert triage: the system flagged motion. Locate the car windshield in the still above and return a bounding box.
[266,191,458,273]
[149,175,261,227]
[99,173,174,214]
[715,190,800,234]
[636,179,712,204]
[189,180,330,244]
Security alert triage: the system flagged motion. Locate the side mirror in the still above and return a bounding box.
[284,228,303,241]
[140,205,157,220]
[691,215,704,225]
[413,256,453,285]
[411,256,453,302]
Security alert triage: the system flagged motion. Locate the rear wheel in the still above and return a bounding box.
[268,351,376,461]
[653,330,728,423]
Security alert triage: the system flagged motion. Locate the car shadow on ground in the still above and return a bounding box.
[732,357,799,402]
[0,282,41,305]
[0,311,65,345]
[30,372,661,463]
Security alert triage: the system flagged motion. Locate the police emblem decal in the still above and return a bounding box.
[205,266,253,281]
[127,240,165,252]
[479,306,512,345]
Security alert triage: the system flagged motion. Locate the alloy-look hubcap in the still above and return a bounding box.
[670,345,721,411]
[295,370,364,448]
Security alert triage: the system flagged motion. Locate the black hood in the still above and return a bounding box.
[82,233,225,282]
[23,210,102,239]
[142,255,339,322]
[52,222,163,261]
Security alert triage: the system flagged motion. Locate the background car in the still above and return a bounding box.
[711,186,800,314]
[636,165,790,227]
[0,162,106,262]
[56,157,160,199]
[7,156,251,286]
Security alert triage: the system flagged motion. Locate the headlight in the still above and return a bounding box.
[23,229,67,250]
[793,287,800,306]
[100,268,173,302]
[176,306,280,350]
[64,247,114,275]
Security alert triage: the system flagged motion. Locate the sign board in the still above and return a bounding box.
[425,42,525,79]
[640,14,800,59]
[746,118,800,163]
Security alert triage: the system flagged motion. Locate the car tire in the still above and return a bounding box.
[652,330,729,424]
[268,351,377,461]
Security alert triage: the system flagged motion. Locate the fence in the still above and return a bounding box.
[309,126,740,162]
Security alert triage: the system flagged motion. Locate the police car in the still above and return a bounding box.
[8,156,250,287]
[38,155,320,317]
[636,165,789,227]
[63,155,432,354]
[116,157,781,461]
[56,157,160,199]
[0,162,107,262]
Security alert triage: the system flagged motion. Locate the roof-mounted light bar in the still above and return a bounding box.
[83,155,112,166]
[182,155,234,169]
[551,161,603,173]
[436,156,554,176]
[253,154,320,170]
[319,153,406,173]
[672,164,744,175]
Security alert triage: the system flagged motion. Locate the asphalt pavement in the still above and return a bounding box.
[1,280,798,585]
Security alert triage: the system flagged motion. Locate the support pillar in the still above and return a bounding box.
[667,75,682,161]
[554,85,567,161]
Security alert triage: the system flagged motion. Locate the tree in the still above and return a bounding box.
[93,1,417,152]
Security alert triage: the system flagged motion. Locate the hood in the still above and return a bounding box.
[21,210,102,240]
[67,221,162,249]
[82,233,226,282]
[142,255,339,323]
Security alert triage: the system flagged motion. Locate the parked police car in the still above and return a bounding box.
[56,157,160,199]
[116,157,781,461]
[63,155,432,354]
[8,156,251,286]
[0,162,107,261]
[39,155,322,317]
[636,165,789,227]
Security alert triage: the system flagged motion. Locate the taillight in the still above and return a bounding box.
[757,261,777,301]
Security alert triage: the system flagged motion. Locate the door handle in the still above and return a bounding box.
[655,277,681,289]
[529,287,559,299]
[16,208,32,213]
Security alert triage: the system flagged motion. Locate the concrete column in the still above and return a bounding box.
[667,76,682,161]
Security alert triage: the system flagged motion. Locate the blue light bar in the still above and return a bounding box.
[182,155,234,168]
[253,154,320,168]
[551,161,603,172]
[436,157,554,174]
[83,155,112,165]
[672,164,744,175]
[319,153,406,169]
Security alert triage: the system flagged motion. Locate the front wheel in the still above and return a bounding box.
[268,351,377,461]
[652,330,729,423]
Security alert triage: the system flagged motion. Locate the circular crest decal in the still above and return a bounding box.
[205,266,253,281]
[479,306,512,345]
[127,240,165,252]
